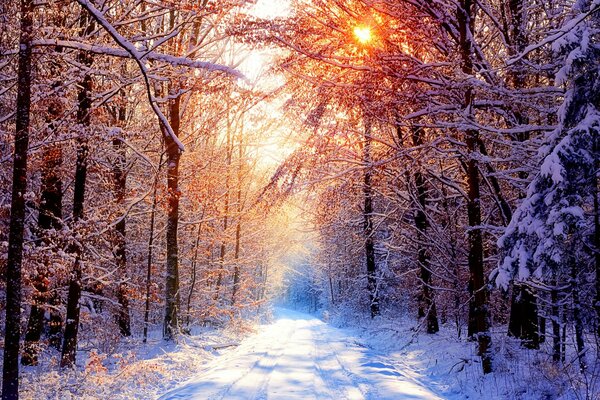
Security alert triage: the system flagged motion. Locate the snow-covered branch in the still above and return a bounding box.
[73,0,245,152]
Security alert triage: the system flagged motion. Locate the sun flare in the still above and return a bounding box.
[353,26,373,44]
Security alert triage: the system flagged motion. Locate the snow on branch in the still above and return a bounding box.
[74,0,245,152]
[507,3,600,66]
[32,39,246,77]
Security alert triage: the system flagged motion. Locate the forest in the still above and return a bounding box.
[1,0,600,399]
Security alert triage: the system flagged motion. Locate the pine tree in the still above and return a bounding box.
[496,0,600,372]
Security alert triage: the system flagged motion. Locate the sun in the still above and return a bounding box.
[353,26,373,44]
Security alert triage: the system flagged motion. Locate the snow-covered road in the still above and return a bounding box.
[159,308,444,400]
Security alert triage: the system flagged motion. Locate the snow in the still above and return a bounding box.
[72,0,244,153]
[15,325,249,399]
[159,308,444,400]
[6,307,596,399]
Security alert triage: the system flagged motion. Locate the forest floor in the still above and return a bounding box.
[10,307,597,399]
[159,308,445,400]
[159,307,600,400]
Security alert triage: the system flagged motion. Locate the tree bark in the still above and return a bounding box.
[60,11,94,368]
[2,0,34,397]
[550,279,562,362]
[187,221,203,327]
[594,135,600,339]
[458,0,492,373]
[163,93,181,340]
[363,119,379,318]
[571,261,587,372]
[231,221,241,305]
[143,153,162,343]
[113,104,131,337]
[504,0,540,349]
[507,283,539,349]
[216,115,233,304]
[232,134,244,306]
[411,126,439,334]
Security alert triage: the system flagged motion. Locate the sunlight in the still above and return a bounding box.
[239,51,266,83]
[251,0,291,18]
[353,25,373,44]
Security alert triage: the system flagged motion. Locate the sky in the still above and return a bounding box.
[235,0,296,169]
[251,0,291,18]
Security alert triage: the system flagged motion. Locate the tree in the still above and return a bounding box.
[496,0,600,372]
[111,96,131,337]
[21,92,65,365]
[2,0,34,397]
[60,9,95,369]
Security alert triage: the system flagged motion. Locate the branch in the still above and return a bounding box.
[73,0,245,151]
[507,4,600,66]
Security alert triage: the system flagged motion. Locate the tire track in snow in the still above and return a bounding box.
[208,318,298,400]
[159,308,445,400]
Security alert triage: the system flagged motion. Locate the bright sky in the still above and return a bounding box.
[235,0,295,169]
[251,0,291,18]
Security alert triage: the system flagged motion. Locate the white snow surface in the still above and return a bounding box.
[159,308,444,400]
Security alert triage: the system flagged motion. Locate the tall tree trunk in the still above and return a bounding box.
[232,134,244,306]
[231,221,241,305]
[2,0,33,396]
[438,160,462,337]
[186,221,203,327]
[113,104,130,337]
[551,279,562,362]
[163,93,181,340]
[458,0,492,373]
[411,126,439,334]
[22,154,62,362]
[216,114,233,304]
[571,261,587,372]
[363,119,379,318]
[504,0,540,350]
[60,12,94,368]
[508,283,539,348]
[143,153,162,343]
[594,135,600,339]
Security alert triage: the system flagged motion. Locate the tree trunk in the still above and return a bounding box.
[113,104,130,337]
[551,279,561,362]
[508,283,539,349]
[232,136,244,306]
[216,115,233,304]
[187,221,203,326]
[458,0,492,373]
[571,262,587,372]
[594,135,600,339]
[163,94,181,340]
[143,153,162,343]
[60,12,94,368]
[504,0,540,349]
[45,146,65,349]
[2,0,33,396]
[411,126,439,334]
[363,119,379,318]
[231,221,241,305]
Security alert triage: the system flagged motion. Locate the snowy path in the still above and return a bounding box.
[159,308,445,400]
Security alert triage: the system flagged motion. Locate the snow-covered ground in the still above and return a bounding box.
[159,308,444,400]
[11,307,595,399]
[16,323,251,399]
